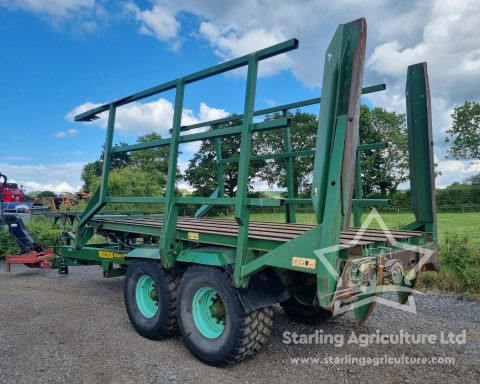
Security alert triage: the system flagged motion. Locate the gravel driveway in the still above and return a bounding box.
[0,263,479,384]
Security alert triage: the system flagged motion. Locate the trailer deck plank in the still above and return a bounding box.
[90,215,424,247]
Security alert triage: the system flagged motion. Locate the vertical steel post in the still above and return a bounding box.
[353,142,363,227]
[100,104,116,202]
[214,124,225,198]
[283,109,296,223]
[160,78,185,268]
[311,19,367,307]
[406,63,436,230]
[234,53,259,286]
[75,104,115,248]
[405,63,438,258]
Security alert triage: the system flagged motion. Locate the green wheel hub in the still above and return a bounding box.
[136,275,158,318]
[192,287,226,339]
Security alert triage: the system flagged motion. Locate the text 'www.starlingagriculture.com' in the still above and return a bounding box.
[289,354,456,366]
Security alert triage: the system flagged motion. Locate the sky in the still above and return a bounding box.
[0,0,479,193]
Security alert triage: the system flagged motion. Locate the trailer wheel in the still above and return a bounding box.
[177,266,273,366]
[124,259,179,340]
[281,295,332,324]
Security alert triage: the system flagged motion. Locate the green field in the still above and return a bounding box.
[247,211,480,245]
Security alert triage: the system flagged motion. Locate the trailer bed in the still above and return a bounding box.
[89,214,425,250]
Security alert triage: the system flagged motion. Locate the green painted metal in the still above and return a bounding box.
[127,247,160,259]
[403,62,438,272]
[357,142,388,151]
[194,187,219,218]
[177,246,235,266]
[102,265,127,278]
[105,197,166,204]
[62,18,437,326]
[353,139,363,227]
[160,78,185,269]
[241,226,323,278]
[353,141,389,226]
[283,109,296,223]
[310,18,367,307]
[234,53,259,286]
[100,104,116,202]
[60,245,130,275]
[285,197,387,207]
[352,199,388,206]
[214,124,225,198]
[404,63,437,236]
[217,149,315,164]
[175,197,280,207]
[178,84,385,133]
[75,39,299,122]
[111,118,289,154]
[192,287,225,339]
[136,275,158,318]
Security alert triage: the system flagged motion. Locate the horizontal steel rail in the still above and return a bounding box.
[177,83,386,133]
[75,39,299,122]
[174,197,281,207]
[217,141,389,164]
[217,149,315,164]
[283,198,388,206]
[111,118,289,154]
[357,142,388,151]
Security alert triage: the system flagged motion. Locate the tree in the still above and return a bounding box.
[37,191,57,197]
[359,106,409,197]
[255,110,318,196]
[81,160,103,193]
[130,133,170,190]
[446,101,480,160]
[183,108,409,199]
[184,118,265,197]
[80,132,171,193]
[465,174,480,185]
[89,167,162,198]
[81,142,131,193]
[256,107,408,198]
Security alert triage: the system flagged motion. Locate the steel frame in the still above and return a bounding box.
[60,18,438,323]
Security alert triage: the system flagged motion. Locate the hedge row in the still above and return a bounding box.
[0,217,60,259]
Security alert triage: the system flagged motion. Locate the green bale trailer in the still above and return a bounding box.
[53,18,438,365]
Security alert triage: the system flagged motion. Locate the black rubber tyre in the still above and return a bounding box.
[124,259,179,340]
[281,296,332,324]
[177,265,273,366]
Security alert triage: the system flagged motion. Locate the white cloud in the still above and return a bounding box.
[264,99,276,107]
[22,181,78,194]
[367,0,480,103]
[0,162,84,193]
[66,99,228,141]
[127,1,479,100]
[54,128,78,138]
[59,1,479,188]
[182,102,229,154]
[198,22,293,77]
[198,102,229,122]
[0,0,95,17]
[432,158,479,188]
[466,160,480,173]
[125,2,180,48]
[0,0,104,32]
